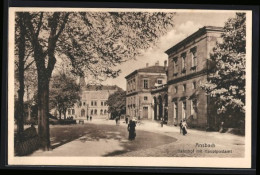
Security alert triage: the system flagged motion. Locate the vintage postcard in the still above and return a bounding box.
[8,7,252,168]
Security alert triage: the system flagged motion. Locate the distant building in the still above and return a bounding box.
[165,26,223,128]
[66,77,119,123]
[125,61,167,120]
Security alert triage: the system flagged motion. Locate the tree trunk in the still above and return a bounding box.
[59,110,62,120]
[63,109,66,120]
[17,13,26,135]
[37,74,51,150]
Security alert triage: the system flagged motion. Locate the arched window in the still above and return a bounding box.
[94,109,97,115]
[104,109,107,115]
[68,109,71,115]
[100,109,103,115]
[81,109,85,117]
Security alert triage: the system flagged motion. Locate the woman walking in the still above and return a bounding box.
[128,120,136,140]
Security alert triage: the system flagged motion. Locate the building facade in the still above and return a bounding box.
[165,26,223,128]
[125,61,167,120]
[66,77,118,123]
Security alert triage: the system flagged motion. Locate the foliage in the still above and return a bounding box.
[107,88,126,119]
[49,72,80,119]
[201,13,246,120]
[18,11,175,149]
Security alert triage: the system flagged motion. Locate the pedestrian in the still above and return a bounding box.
[161,118,164,127]
[128,120,136,140]
[125,116,128,124]
[219,121,224,133]
[115,117,118,125]
[179,120,183,134]
[90,116,92,121]
[182,119,188,135]
[87,115,89,121]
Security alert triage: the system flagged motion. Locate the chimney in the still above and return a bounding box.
[146,63,149,67]
[155,61,159,66]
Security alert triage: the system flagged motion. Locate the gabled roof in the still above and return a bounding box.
[125,65,166,79]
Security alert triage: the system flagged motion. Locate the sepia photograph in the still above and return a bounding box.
[7,7,252,168]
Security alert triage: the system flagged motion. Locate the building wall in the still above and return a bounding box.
[167,30,222,128]
[67,89,116,122]
[167,75,208,127]
[126,71,167,119]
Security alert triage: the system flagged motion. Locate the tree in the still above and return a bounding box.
[107,88,126,119]
[201,13,246,127]
[20,11,175,150]
[15,13,35,135]
[49,73,80,120]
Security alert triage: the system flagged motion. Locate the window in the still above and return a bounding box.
[174,86,178,93]
[182,101,187,119]
[144,96,148,101]
[100,109,103,115]
[91,101,93,106]
[81,109,85,117]
[91,109,93,115]
[192,82,196,89]
[72,109,75,115]
[68,109,71,115]
[173,57,178,76]
[191,47,197,70]
[191,99,197,115]
[83,102,85,106]
[157,79,163,84]
[183,84,186,92]
[94,101,97,106]
[181,53,186,73]
[143,79,149,89]
[101,101,104,106]
[104,110,107,114]
[173,102,178,119]
[94,109,97,115]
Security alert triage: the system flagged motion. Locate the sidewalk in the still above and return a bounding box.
[88,118,244,141]
[30,118,245,157]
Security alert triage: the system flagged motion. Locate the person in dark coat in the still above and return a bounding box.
[128,120,136,140]
[179,120,183,134]
[125,116,128,124]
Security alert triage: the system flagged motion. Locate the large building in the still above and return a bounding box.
[66,77,119,123]
[165,26,223,128]
[125,61,167,120]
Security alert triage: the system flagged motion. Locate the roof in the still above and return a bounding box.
[125,65,166,79]
[81,84,120,91]
[165,26,223,55]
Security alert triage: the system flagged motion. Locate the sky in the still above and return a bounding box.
[62,11,236,90]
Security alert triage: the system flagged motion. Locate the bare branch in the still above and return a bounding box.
[36,12,43,38]
[24,60,35,71]
[55,13,70,41]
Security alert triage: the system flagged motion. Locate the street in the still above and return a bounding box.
[31,119,245,157]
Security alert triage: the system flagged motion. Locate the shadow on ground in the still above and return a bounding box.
[48,123,177,156]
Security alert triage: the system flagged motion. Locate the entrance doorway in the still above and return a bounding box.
[143,106,148,119]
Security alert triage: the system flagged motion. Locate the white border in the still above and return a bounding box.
[8,8,252,168]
